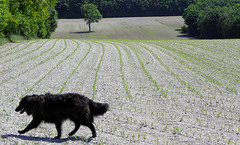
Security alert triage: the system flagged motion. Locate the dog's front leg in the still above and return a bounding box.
[18,119,41,134]
[54,122,62,139]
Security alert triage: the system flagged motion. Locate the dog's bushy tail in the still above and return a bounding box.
[90,100,109,116]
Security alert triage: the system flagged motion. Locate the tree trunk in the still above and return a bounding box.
[88,20,91,32]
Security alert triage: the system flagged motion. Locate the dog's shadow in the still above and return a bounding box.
[1,134,92,143]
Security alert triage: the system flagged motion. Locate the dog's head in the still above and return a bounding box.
[15,95,35,115]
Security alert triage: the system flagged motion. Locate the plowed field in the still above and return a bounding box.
[0,39,240,144]
[51,16,191,40]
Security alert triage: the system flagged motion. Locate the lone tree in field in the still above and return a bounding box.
[81,3,102,32]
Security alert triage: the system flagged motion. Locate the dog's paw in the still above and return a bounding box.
[54,136,61,139]
[18,130,25,134]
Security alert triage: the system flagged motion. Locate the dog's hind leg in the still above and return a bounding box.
[81,113,97,138]
[18,119,41,134]
[68,121,80,136]
[87,123,96,138]
[54,121,62,139]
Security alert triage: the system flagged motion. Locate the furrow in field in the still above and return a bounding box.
[113,41,158,97]
[0,41,25,54]
[180,40,240,66]
[86,41,137,144]
[138,41,240,144]
[169,40,240,90]
[223,39,240,51]
[103,41,174,144]
[3,40,49,64]
[109,41,233,144]
[146,41,240,107]
[93,41,161,144]
[59,40,103,98]
[0,40,40,62]
[132,42,199,101]
[147,41,240,109]
[83,41,165,144]
[90,41,105,100]
[112,42,157,102]
[0,39,66,97]
[109,42,130,97]
[1,39,240,144]
[148,41,233,97]
[0,39,51,73]
[176,40,240,66]
[58,40,91,94]
[29,40,84,94]
[126,42,210,143]
[92,41,123,99]
[0,39,60,84]
[175,40,240,86]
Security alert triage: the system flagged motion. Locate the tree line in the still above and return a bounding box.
[183,0,240,39]
[56,0,196,18]
[0,0,58,40]
[1,0,240,40]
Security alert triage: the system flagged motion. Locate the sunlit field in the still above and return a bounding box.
[1,39,239,144]
[51,16,191,40]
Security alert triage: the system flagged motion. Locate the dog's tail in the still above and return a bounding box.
[90,100,109,116]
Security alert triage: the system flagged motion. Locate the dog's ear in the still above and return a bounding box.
[21,95,36,108]
[26,94,39,102]
[26,96,34,103]
[20,96,29,104]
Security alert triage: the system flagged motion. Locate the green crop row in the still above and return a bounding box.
[91,41,105,100]
[59,40,91,93]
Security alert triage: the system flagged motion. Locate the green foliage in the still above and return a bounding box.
[0,0,11,37]
[81,3,102,32]
[56,0,195,18]
[183,0,240,38]
[46,7,58,38]
[0,0,58,40]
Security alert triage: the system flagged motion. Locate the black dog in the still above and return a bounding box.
[15,93,109,138]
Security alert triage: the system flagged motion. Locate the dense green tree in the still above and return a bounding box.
[45,7,58,38]
[0,0,58,39]
[183,0,240,38]
[81,3,102,32]
[182,4,200,36]
[0,0,11,37]
[3,1,20,40]
[227,4,240,38]
[56,0,194,18]
[198,6,221,38]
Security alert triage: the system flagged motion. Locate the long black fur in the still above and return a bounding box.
[15,93,109,138]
